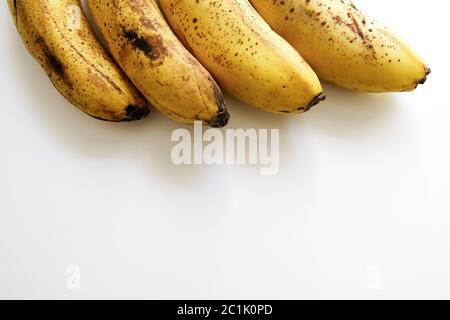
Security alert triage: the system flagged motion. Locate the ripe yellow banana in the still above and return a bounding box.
[87,0,229,127]
[8,0,150,122]
[249,0,431,92]
[160,0,325,114]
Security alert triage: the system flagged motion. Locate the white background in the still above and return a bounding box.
[1,0,449,299]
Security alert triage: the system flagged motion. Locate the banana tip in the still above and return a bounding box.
[306,92,326,111]
[125,104,151,122]
[417,68,431,85]
[210,81,230,127]
[209,109,230,128]
[416,68,431,88]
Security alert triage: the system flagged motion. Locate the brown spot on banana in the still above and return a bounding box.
[123,29,167,61]
[33,37,72,87]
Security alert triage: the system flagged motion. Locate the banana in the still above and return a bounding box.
[160,0,325,114]
[8,0,150,122]
[249,0,431,92]
[7,0,18,27]
[87,0,229,127]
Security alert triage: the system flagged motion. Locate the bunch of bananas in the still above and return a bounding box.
[8,0,430,127]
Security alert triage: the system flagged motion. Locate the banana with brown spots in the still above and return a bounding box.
[87,0,229,127]
[8,0,150,122]
[160,0,325,114]
[249,0,430,92]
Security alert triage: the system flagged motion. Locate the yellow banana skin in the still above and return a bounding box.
[160,0,325,114]
[249,0,431,92]
[87,0,229,127]
[8,0,150,122]
[8,0,17,26]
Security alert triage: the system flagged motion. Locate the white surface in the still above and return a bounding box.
[1,0,449,299]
